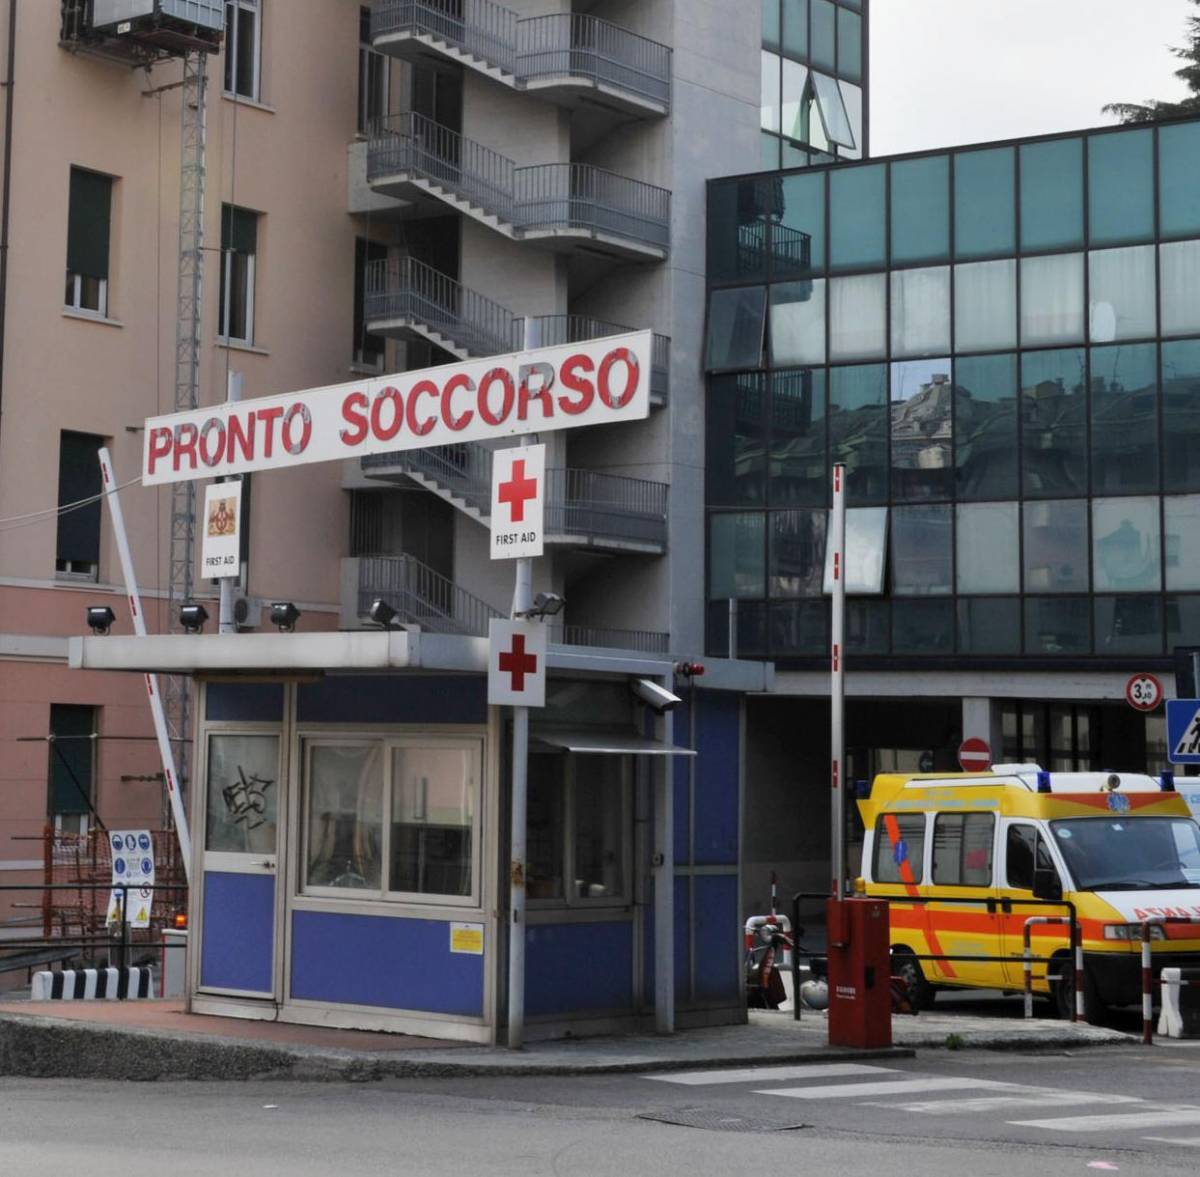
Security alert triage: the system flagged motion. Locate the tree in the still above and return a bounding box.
[1104,1,1200,124]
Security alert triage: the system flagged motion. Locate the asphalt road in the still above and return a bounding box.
[3,1043,1200,1176]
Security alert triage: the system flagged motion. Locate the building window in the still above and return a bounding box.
[358,6,388,133]
[224,0,261,100]
[353,238,387,369]
[65,167,112,316]
[302,736,481,904]
[527,754,629,904]
[219,204,257,344]
[55,431,104,581]
[48,704,96,834]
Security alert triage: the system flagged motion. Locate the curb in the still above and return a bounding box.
[0,1014,915,1082]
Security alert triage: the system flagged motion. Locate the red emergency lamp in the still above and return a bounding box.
[674,661,705,678]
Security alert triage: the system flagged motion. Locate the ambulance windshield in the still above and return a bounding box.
[1049,817,1200,891]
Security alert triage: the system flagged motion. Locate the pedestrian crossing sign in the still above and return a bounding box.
[1167,699,1200,763]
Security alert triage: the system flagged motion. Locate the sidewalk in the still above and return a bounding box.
[0,997,1131,1083]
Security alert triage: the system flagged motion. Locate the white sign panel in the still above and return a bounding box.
[491,443,545,560]
[107,829,155,928]
[200,480,242,580]
[487,619,547,709]
[141,332,652,486]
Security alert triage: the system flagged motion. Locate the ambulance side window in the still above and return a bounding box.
[932,813,994,887]
[1006,824,1055,891]
[872,814,925,884]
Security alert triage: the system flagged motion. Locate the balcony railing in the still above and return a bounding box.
[370,2,670,113]
[363,444,668,550]
[557,624,670,655]
[364,256,515,358]
[371,0,517,75]
[367,111,515,223]
[516,13,671,109]
[357,553,503,636]
[513,163,671,252]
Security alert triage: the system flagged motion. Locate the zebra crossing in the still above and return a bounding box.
[642,1061,1200,1148]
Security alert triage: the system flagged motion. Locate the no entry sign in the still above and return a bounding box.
[491,443,544,560]
[487,619,546,708]
[957,737,991,772]
[141,332,651,485]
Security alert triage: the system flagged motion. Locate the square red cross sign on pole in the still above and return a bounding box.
[490,443,545,560]
[488,619,547,708]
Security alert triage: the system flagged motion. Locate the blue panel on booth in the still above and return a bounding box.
[290,910,484,1016]
[200,871,274,993]
[694,692,740,865]
[297,675,487,725]
[672,695,691,852]
[526,921,633,1016]
[693,873,739,1001]
[206,682,285,722]
[674,875,690,997]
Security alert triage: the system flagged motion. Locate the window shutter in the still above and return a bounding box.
[66,168,112,279]
[55,432,103,564]
[48,704,95,815]
[221,204,258,254]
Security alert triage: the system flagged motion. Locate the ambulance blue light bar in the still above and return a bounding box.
[1036,770,1052,793]
[1160,770,1176,792]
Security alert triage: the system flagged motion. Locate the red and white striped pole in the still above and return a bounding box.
[830,464,846,902]
[1023,916,1070,1019]
[1141,920,1155,1044]
[1073,922,1084,1023]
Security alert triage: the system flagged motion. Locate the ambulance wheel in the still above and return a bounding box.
[1052,954,1107,1024]
[893,949,936,1011]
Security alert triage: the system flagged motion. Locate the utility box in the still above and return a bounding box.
[826,897,892,1049]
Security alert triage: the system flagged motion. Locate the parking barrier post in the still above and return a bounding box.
[1141,919,1157,1045]
[1073,921,1084,1023]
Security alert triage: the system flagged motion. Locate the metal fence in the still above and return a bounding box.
[357,553,502,636]
[370,0,518,75]
[544,467,668,548]
[516,13,671,109]
[558,624,670,654]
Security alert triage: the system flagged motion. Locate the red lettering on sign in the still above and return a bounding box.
[498,459,538,523]
[282,404,312,455]
[340,391,369,446]
[370,387,404,442]
[597,347,638,409]
[498,633,538,692]
[147,427,173,475]
[256,405,284,458]
[173,423,198,472]
[406,380,438,437]
[517,361,555,420]
[198,417,226,467]
[441,373,474,432]
[558,354,594,415]
[227,413,256,462]
[478,368,515,427]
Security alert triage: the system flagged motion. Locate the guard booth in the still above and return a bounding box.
[71,630,766,1042]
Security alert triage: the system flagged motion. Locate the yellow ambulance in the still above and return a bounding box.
[857,764,1200,1021]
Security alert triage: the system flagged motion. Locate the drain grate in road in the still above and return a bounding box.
[637,1109,810,1133]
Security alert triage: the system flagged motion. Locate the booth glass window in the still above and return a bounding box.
[205,733,279,854]
[301,736,481,905]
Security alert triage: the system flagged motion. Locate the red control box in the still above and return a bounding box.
[826,897,892,1049]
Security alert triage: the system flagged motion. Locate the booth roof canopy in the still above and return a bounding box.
[533,730,696,756]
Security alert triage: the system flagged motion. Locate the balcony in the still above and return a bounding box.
[347,554,669,654]
[362,443,669,555]
[370,1,670,118]
[365,113,671,261]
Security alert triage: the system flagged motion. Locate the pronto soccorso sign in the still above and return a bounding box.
[141,331,651,486]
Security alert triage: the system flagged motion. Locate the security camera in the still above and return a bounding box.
[631,678,681,714]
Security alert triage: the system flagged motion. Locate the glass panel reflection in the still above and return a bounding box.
[958,598,1022,655]
[709,513,765,599]
[770,508,827,596]
[1160,240,1200,337]
[1025,597,1090,655]
[1164,340,1200,492]
[822,506,888,593]
[893,599,954,653]
[891,156,949,265]
[838,80,863,161]
[770,368,827,506]
[1088,128,1154,245]
[811,71,855,149]
[781,59,810,145]
[1089,343,1158,495]
[761,50,781,132]
[306,744,383,890]
[705,286,767,371]
[1095,596,1163,655]
[1092,497,1161,592]
[890,357,953,500]
[707,373,766,506]
[954,259,1017,353]
[1023,499,1089,592]
[1166,496,1200,591]
[956,502,1020,593]
[846,599,890,653]
[955,147,1015,258]
[1021,348,1087,496]
[810,0,835,70]
[1167,594,1200,651]
[830,164,885,270]
[955,353,1018,500]
[891,504,953,595]
[829,363,887,502]
[830,273,886,361]
[890,266,951,358]
[771,601,827,655]
[206,734,279,855]
[770,279,826,366]
[762,0,781,49]
[1088,246,1155,342]
[1159,121,1200,239]
[390,745,475,897]
[1020,253,1084,346]
[1020,137,1084,251]
[782,0,808,56]
[776,172,823,276]
[837,5,862,82]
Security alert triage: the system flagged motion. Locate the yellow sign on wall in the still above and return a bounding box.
[449,922,484,955]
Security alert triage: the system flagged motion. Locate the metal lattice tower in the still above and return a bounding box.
[164,50,209,813]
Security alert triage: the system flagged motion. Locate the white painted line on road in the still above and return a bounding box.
[869,1089,1144,1115]
[1011,1108,1200,1132]
[1142,1136,1200,1146]
[759,1077,1014,1101]
[644,1063,895,1086]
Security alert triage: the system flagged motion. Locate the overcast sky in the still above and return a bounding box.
[870,0,1195,155]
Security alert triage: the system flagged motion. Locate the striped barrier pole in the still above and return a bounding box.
[1073,922,1084,1023]
[1141,919,1157,1045]
[1022,916,1070,1019]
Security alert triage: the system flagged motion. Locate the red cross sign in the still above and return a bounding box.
[488,620,546,707]
[490,443,545,560]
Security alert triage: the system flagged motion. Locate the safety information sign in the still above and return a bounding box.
[487,619,547,708]
[200,480,242,579]
[107,829,155,928]
[450,923,484,955]
[490,443,545,560]
[1167,699,1200,764]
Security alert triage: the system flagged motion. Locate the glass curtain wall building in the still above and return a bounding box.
[705,116,1200,670]
[760,0,868,170]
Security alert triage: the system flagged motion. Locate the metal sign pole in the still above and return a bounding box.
[218,370,243,634]
[830,463,846,901]
[98,448,193,882]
